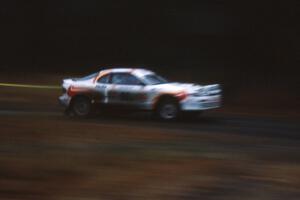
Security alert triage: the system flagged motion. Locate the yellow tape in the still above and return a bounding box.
[0,83,60,89]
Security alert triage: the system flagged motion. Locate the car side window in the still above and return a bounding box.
[97,74,110,84]
[111,73,143,85]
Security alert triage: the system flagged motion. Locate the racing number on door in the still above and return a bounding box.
[108,90,138,102]
[109,73,145,103]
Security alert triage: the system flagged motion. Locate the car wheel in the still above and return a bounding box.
[71,96,92,117]
[156,99,179,120]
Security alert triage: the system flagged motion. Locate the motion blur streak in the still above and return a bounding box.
[0,74,300,200]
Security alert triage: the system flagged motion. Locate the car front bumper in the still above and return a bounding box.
[180,95,221,111]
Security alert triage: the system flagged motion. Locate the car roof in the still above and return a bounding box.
[100,68,154,77]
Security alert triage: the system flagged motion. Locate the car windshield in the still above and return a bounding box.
[143,74,168,85]
[79,72,98,81]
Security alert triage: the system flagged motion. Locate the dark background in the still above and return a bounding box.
[1,1,299,108]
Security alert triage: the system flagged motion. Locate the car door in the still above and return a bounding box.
[95,73,113,104]
[108,73,146,107]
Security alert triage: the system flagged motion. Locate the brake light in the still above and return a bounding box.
[67,86,75,96]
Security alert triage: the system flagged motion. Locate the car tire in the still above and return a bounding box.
[70,96,92,117]
[155,98,179,120]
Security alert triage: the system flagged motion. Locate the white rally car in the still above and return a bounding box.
[59,68,221,120]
